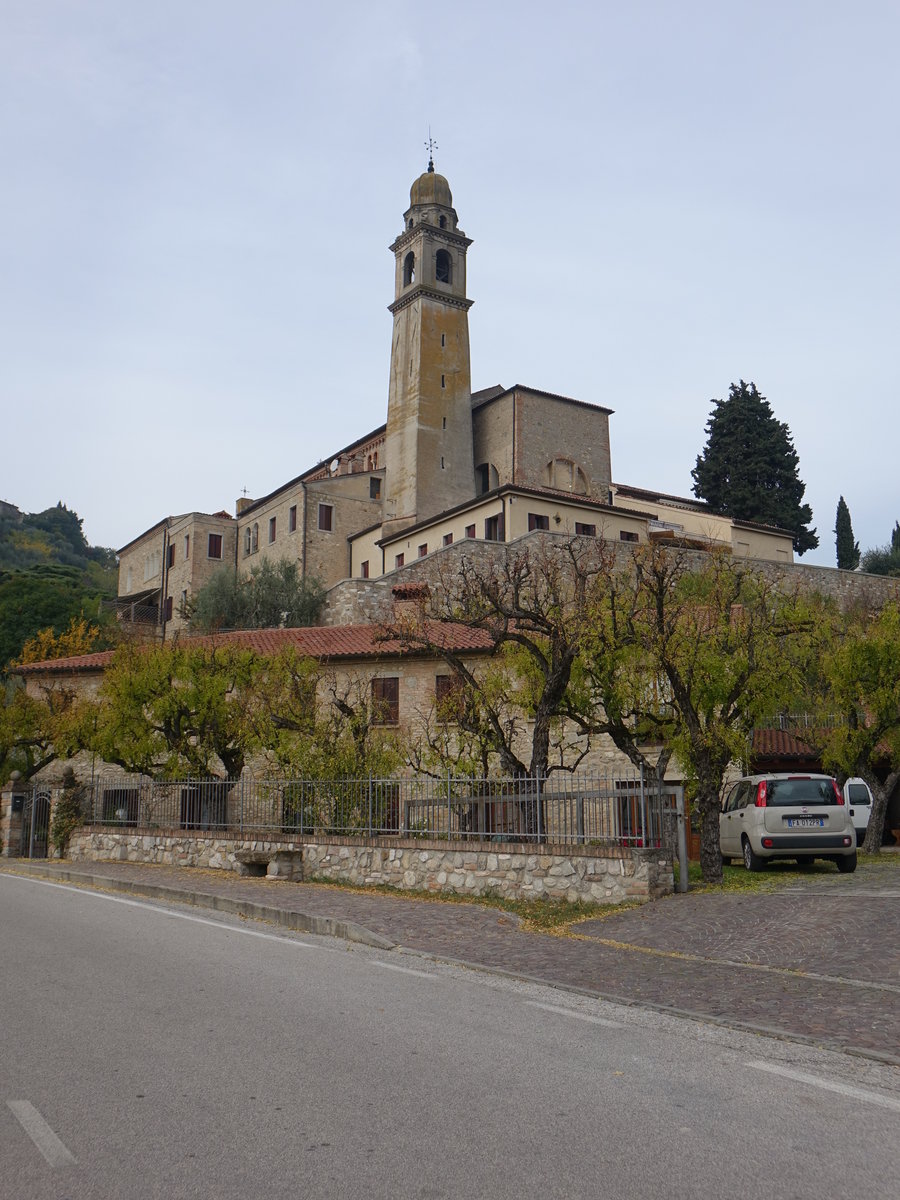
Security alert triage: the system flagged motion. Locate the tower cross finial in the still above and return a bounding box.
[425,127,438,173]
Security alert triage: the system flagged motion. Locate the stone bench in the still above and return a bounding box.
[233,848,303,881]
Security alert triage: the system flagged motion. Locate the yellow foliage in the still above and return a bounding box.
[17,617,102,665]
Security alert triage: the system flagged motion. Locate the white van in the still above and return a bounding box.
[844,778,874,846]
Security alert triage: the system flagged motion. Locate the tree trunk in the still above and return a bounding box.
[862,769,900,854]
[697,771,724,884]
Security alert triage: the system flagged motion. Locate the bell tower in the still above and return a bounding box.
[382,156,475,537]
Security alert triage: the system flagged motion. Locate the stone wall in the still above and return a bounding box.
[322,530,900,626]
[64,829,672,905]
[68,831,304,875]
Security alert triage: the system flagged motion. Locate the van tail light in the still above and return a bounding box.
[832,780,845,805]
[755,781,767,807]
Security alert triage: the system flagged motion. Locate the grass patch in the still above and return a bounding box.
[303,874,629,934]
[674,851,898,894]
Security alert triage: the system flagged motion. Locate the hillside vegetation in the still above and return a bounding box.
[0,503,118,674]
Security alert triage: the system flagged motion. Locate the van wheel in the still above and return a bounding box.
[836,852,857,874]
[742,837,763,872]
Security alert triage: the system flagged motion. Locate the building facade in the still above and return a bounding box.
[114,160,795,635]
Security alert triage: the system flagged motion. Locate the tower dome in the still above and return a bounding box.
[410,163,452,208]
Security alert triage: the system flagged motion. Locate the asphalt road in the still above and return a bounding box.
[2,873,898,1200]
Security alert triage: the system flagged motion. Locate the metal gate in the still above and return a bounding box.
[18,784,51,859]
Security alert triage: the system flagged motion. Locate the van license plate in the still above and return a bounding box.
[788,817,823,828]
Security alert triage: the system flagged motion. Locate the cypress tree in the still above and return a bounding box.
[691,380,818,555]
[834,497,860,570]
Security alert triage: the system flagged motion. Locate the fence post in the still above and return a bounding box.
[639,764,647,847]
[676,787,689,893]
[368,774,373,837]
[536,774,543,843]
[447,771,452,840]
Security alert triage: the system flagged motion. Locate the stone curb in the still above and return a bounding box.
[393,945,900,1068]
[0,863,396,951]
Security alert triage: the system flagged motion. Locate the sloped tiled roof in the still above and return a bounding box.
[751,728,817,759]
[14,622,495,676]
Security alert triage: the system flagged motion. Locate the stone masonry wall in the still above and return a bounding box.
[321,531,900,626]
[64,829,672,905]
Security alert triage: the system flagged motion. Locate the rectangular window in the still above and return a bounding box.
[443,532,453,547]
[289,505,297,533]
[418,543,428,558]
[360,560,369,579]
[527,513,549,532]
[465,524,476,539]
[184,534,190,559]
[208,533,223,558]
[441,333,445,347]
[369,477,381,500]
[485,514,504,541]
[164,596,173,621]
[167,543,175,568]
[395,553,405,569]
[180,588,188,613]
[435,674,464,723]
[441,374,445,388]
[269,516,277,543]
[619,530,639,543]
[575,522,596,537]
[371,677,399,726]
[318,503,333,532]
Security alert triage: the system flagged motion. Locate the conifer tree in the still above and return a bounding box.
[691,380,818,555]
[834,496,860,570]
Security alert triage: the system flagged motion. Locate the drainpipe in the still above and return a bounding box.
[512,390,518,484]
[301,481,308,581]
[159,524,170,642]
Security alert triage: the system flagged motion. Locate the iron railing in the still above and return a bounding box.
[80,771,677,855]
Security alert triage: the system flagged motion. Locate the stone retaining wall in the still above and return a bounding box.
[66,829,672,904]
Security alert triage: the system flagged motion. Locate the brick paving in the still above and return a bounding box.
[3,854,899,1064]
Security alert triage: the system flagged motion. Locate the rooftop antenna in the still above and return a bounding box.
[425,128,438,173]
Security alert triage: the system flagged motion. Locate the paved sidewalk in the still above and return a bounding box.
[3,855,899,1065]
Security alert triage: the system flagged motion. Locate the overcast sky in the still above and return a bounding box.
[2,1,897,567]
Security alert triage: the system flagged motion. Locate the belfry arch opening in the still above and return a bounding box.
[403,252,415,286]
[435,249,452,284]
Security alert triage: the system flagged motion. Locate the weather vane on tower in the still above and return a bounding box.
[425,128,438,172]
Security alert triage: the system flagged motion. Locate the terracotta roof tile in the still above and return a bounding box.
[751,728,817,758]
[15,622,494,675]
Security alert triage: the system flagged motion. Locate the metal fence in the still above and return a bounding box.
[80,771,678,855]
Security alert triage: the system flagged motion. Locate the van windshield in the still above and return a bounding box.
[768,778,836,806]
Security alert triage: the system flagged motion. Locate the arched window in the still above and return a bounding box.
[439,215,447,229]
[475,462,499,494]
[251,523,259,552]
[546,458,588,494]
[435,249,452,284]
[243,527,251,556]
[403,252,415,286]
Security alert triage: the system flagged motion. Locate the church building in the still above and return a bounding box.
[115,159,794,633]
